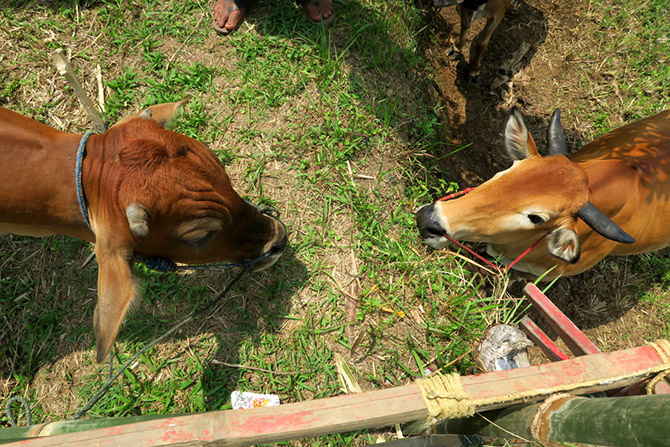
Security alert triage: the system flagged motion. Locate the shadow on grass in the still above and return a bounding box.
[244,0,655,336]
[0,233,307,415]
[124,245,308,412]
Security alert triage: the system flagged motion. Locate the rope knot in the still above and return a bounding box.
[416,372,476,421]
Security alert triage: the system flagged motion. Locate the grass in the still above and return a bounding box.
[580,0,669,135]
[1,0,669,445]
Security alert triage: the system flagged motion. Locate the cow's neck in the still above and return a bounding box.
[0,107,95,242]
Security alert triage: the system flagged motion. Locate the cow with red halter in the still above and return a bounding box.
[416,107,670,280]
[0,101,287,363]
[434,0,514,82]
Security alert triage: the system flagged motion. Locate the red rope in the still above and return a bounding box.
[437,187,477,202]
[434,187,545,273]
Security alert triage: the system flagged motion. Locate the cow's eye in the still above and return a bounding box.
[528,214,546,225]
[176,217,223,247]
[183,230,217,248]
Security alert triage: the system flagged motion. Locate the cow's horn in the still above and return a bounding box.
[547,109,567,156]
[576,202,635,244]
[126,203,150,237]
[139,108,153,119]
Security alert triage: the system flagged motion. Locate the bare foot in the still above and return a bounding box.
[302,0,335,25]
[212,0,245,35]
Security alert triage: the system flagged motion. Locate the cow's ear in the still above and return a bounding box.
[505,107,540,160]
[547,228,580,264]
[112,98,189,129]
[92,237,137,363]
[126,203,149,237]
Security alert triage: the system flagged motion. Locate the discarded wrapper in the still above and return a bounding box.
[231,391,280,410]
[476,324,533,372]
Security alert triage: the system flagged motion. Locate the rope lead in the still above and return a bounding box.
[5,395,32,427]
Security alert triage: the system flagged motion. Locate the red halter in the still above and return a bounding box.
[436,188,546,273]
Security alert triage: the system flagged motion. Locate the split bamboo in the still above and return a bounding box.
[441,394,670,447]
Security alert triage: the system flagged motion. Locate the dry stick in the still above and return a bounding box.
[166,13,206,70]
[95,64,105,112]
[79,251,96,269]
[52,49,106,133]
[210,360,302,376]
[346,250,360,343]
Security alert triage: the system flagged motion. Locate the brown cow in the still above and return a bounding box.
[0,101,287,362]
[416,107,670,280]
[435,0,513,82]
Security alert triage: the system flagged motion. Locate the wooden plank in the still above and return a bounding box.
[523,283,600,356]
[459,344,666,405]
[520,316,570,362]
[4,343,668,447]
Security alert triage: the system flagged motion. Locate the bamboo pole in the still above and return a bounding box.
[1,343,668,446]
[0,414,168,442]
[440,394,670,447]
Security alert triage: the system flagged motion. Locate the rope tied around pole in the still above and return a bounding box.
[416,372,476,423]
[645,339,670,394]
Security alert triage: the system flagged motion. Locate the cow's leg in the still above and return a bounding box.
[93,240,137,363]
[448,5,472,60]
[466,13,504,82]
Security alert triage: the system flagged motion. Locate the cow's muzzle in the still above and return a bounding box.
[415,203,449,249]
[252,212,288,272]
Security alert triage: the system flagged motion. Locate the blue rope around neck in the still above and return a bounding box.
[76,131,96,231]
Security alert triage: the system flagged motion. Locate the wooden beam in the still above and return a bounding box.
[3,343,668,447]
[520,316,570,362]
[523,283,600,356]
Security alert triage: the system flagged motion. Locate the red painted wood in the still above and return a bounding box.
[5,344,667,447]
[520,316,570,361]
[523,283,601,356]
[654,381,670,394]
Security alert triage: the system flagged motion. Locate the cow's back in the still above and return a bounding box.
[571,110,670,164]
[570,110,670,256]
[0,107,83,234]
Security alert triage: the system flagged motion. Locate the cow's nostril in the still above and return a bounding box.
[415,204,445,239]
[271,235,288,253]
[423,225,444,238]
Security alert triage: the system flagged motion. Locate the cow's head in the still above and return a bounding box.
[415,107,633,276]
[84,101,287,362]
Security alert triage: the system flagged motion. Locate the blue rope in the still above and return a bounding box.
[132,255,178,273]
[5,396,32,427]
[76,131,96,231]
[133,205,279,274]
[133,252,269,273]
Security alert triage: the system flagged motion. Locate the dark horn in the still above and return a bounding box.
[576,202,635,244]
[547,109,567,156]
